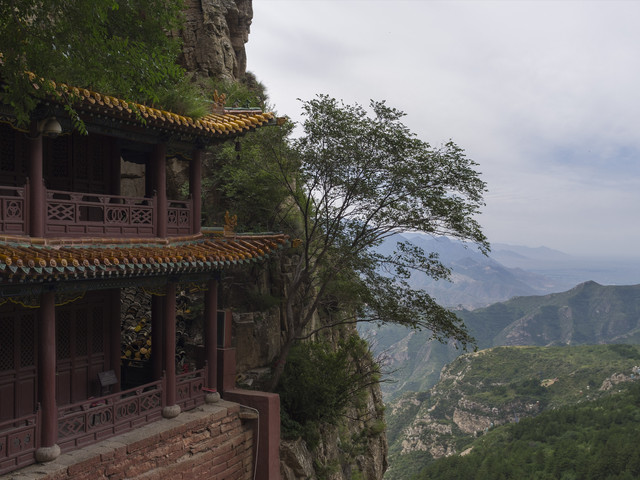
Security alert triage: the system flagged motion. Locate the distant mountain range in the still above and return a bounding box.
[364,281,640,399]
[382,234,640,309]
[371,236,640,479]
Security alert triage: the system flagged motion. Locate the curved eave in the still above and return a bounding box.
[21,79,276,144]
[0,232,289,286]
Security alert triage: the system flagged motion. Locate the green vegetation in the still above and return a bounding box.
[263,95,488,391]
[278,334,381,447]
[459,282,640,348]
[452,345,640,407]
[416,381,640,480]
[385,344,640,480]
[203,113,295,231]
[1,0,188,126]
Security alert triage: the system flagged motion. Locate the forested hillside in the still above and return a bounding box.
[416,381,640,479]
[384,344,640,479]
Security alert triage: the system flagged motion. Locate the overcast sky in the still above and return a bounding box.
[245,0,640,259]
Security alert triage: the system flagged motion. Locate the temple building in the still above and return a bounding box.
[0,84,286,477]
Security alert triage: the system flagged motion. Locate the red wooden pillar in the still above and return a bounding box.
[35,291,60,462]
[151,294,164,381]
[217,310,236,393]
[204,278,219,402]
[109,289,122,392]
[190,148,203,235]
[153,142,167,238]
[162,282,180,418]
[28,134,45,237]
[110,138,121,196]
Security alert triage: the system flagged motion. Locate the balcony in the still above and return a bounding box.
[0,367,208,474]
[0,185,193,238]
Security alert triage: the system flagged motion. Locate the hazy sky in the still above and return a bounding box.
[245,0,640,258]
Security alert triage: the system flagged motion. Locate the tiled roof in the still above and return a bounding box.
[0,230,288,284]
[35,78,276,139]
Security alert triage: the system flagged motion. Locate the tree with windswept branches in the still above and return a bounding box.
[266,95,489,391]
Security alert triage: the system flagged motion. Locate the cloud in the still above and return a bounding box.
[247,0,640,259]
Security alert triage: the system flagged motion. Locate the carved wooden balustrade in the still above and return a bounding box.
[0,185,194,238]
[57,379,164,452]
[0,410,40,475]
[167,198,193,236]
[46,189,157,237]
[176,365,207,411]
[0,186,27,235]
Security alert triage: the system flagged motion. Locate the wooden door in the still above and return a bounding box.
[56,292,110,406]
[0,306,37,422]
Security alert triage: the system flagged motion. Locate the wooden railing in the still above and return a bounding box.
[176,366,207,412]
[0,186,27,235]
[167,198,193,236]
[0,410,40,475]
[0,184,194,238]
[57,379,164,452]
[46,189,157,237]
[0,368,209,473]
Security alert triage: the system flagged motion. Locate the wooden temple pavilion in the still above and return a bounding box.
[0,84,287,475]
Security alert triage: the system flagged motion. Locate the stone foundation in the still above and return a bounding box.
[3,401,254,480]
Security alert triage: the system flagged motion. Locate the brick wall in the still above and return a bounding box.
[6,401,255,480]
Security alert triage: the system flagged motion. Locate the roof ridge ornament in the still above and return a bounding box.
[223,211,238,238]
[212,90,227,114]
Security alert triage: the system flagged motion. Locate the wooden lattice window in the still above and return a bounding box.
[56,310,72,360]
[92,307,104,353]
[44,134,111,194]
[56,292,110,405]
[0,314,15,371]
[0,126,16,174]
[0,124,27,186]
[0,305,37,422]
[19,314,35,368]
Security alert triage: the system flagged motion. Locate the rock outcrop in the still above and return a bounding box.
[177,0,253,81]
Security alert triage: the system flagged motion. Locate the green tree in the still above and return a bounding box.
[278,335,381,438]
[266,95,488,390]
[0,0,185,126]
[204,115,295,231]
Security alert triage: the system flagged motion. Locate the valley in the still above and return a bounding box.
[364,236,640,479]
[384,344,640,479]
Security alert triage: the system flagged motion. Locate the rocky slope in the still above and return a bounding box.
[384,345,640,479]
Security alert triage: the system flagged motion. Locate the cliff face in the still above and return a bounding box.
[178,0,253,80]
[225,258,388,480]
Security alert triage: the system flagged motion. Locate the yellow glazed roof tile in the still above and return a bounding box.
[0,231,288,283]
[39,80,276,140]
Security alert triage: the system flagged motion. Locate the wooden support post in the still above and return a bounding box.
[110,138,121,196]
[109,289,122,392]
[204,278,219,402]
[35,291,60,462]
[190,149,202,235]
[28,133,45,237]
[162,282,180,418]
[153,142,167,238]
[151,294,164,381]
